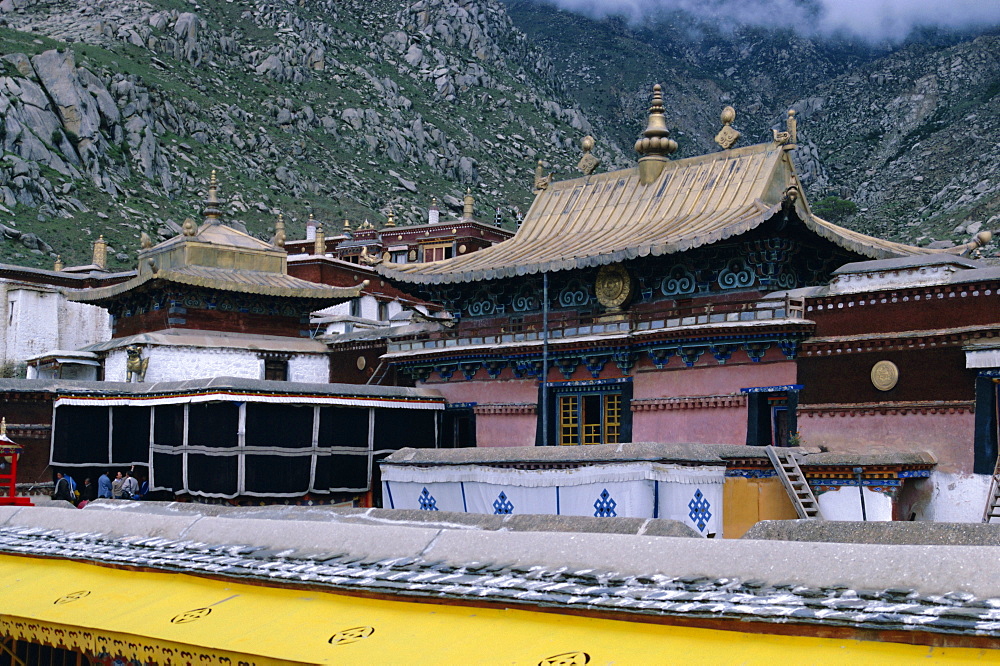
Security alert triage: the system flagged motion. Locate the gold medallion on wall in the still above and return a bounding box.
[870,360,899,391]
[595,264,633,310]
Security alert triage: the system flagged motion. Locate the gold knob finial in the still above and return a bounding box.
[578,135,599,175]
[635,84,677,184]
[54,255,64,271]
[386,210,395,227]
[715,105,741,149]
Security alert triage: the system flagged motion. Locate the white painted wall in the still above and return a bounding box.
[817,486,893,521]
[105,345,329,384]
[914,472,992,523]
[287,354,329,383]
[0,281,111,367]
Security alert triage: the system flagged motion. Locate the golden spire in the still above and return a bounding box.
[715,106,741,150]
[92,235,108,270]
[786,109,797,146]
[577,135,600,175]
[635,84,677,184]
[274,213,286,248]
[385,210,395,227]
[314,222,326,256]
[343,219,351,232]
[463,188,474,219]
[54,255,63,272]
[203,170,222,223]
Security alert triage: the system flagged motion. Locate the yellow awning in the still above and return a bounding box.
[0,554,991,664]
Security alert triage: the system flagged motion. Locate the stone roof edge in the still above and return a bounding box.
[3,503,1000,598]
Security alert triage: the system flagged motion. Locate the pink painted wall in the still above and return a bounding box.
[633,406,747,445]
[798,411,974,474]
[425,378,538,404]
[476,413,538,447]
[633,359,796,399]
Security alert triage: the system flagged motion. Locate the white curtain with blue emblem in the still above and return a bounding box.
[558,481,654,518]
[462,483,558,515]
[382,481,466,513]
[658,479,724,537]
[381,463,725,533]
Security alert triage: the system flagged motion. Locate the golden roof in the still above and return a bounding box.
[69,212,363,303]
[380,142,930,285]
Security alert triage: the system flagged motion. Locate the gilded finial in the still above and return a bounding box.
[314,222,325,256]
[140,231,152,249]
[343,219,351,232]
[274,214,286,248]
[182,217,198,236]
[54,255,63,272]
[92,235,108,270]
[635,84,678,184]
[203,170,222,223]
[714,106,741,150]
[577,135,600,175]
[534,159,552,191]
[463,188,474,219]
[1,417,6,437]
[786,109,797,146]
[385,210,395,227]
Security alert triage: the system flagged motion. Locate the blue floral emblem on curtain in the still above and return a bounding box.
[493,491,514,514]
[593,489,618,517]
[418,487,439,511]
[688,488,712,532]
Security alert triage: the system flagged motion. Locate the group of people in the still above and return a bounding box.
[53,469,148,506]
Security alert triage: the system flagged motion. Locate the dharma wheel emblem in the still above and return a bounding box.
[329,626,375,645]
[594,264,632,310]
[540,652,591,666]
[871,360,899,391]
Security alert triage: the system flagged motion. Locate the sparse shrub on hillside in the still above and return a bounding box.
[812,196,858,224]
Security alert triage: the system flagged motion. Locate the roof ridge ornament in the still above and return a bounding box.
[773,109,797,149]
[203,170,222,224]
[577,135,600,175]
[534,159,552,192]
[385,209,396,227]
[715,106,741,150]
[635,84,677,185]
[463,188,474,219]
[274,213,286,248]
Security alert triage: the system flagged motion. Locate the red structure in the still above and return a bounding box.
[0,418,32,506]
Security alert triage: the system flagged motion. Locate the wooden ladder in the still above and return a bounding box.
[366,360,389,386]
[982,455,1000,523]
[765,446,823,520]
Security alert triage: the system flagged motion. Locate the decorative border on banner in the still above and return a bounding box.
[632,394,746,411]
[0,615,262,665]
[740,384,803,394]
[380,462,727,487]
[799,401,974,417]
[54,391,444,410]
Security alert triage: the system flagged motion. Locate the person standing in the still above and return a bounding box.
[111,471,124,499]
[53,473,73,503]
[121,471,139,499]
[98,471,112,499]
[82,477,97,502]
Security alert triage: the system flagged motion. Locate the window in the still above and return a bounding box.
[391,250,408,264]
[350,299,362,318]
[558,391,622,446]
[264,359,288,381]
[423,243,453,262]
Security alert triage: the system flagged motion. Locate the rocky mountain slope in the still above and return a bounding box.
[503,1,1000,250]
[0,0,996,270]
[0,0,625,269]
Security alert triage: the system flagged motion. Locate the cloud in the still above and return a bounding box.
[536,0,1000,42]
